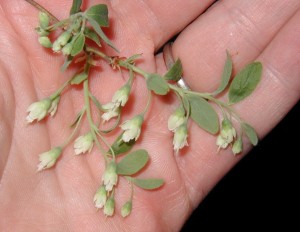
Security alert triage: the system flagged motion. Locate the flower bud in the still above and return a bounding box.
[74,132,94,155]
[38,36,52,48]
[112,84,131,107]
[52,31,72,52]
[26,98,52,123]
[39,12,50,29]
[37,147,62,172]
[93,185,107,209]
[168,106,185,131]
[103,196,115,217]
[121,200,132,218]
[102,161,118,192]
[232,137,243,155]
[173,123,188,153]
[120,115,144,142]
[61,43,73,56]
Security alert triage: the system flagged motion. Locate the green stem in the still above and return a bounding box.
[141,91,152,117]
[61,108,85,148]
[83,79,109,162]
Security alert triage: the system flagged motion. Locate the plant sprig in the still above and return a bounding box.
[25,0,262,217]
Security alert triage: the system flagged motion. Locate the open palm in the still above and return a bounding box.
[1,0,299,231]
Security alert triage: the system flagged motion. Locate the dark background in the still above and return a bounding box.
[181,101,299,231]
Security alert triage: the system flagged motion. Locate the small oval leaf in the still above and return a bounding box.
[213,51,232,95]
[109,133,135,156]
[186,94,219,134]
[84,28,101,46]
[164,59,183,82]
[85,4,109,27]
[117,149,149,175]
[242,123,258,146]
[86,17,119,52]
[228,62,262,104]
[146,73,170,95]
[71,33,85,56]
[130,177,164,190]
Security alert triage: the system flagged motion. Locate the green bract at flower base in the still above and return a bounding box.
[25,0,262,217]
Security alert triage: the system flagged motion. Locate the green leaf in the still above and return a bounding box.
[70,72,88,85]
[86,17,119,52]
[109,133,135,156]
[129,177,164,190]
[84,28,101,46]
[164,59,183,82]
[213,51,232,95]
[146,73,170,95]
[242,123,258,146]
[117,149,149,175]
[186,94,219,134]
[228,62,262,104]
[71,33,85,56]
[85,4,109,27]
[70,0,82,15]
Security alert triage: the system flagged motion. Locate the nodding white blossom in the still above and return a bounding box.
[37,147,62,172]
[112,84,131,107]
[101,102,120,122]
[173,123,188,153]
[93,185,107,209]
[216,119,237,149]
[104,196,115,217]
[168,106,185,131]
[26,98,52,123]
[74,132,94,155]
[101,84,131,122]
[120,115,144,142]
[102,161,118,192]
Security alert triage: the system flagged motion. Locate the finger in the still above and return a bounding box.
[171,6,300,209]
[172,0,300,91]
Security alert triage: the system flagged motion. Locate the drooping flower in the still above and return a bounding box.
[104,196,115,217]
[121,200,132,218]
[26,98,52,123]
[74,132,94,155]
[173,123,188,153]
[232,137,243,155]
[168,106,185,131]
[37,147,62,172]
[112,84,131,107]
[52,31,72,52]
[102,161,118,192]
[216,118,237,149]
[101,102,120,122]
[120,115,144,142]
[93,185,107,209]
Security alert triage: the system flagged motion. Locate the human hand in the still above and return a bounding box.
[0,1,299,231]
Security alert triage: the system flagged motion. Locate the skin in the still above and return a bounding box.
[0,0,299,231]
